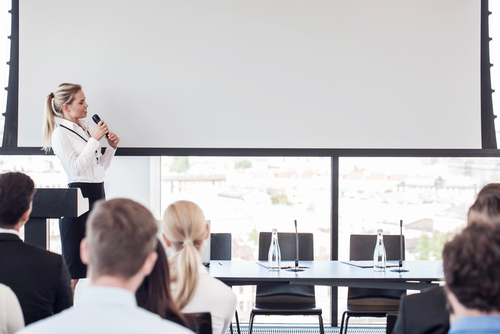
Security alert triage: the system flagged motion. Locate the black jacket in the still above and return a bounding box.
[0,233,73,325]
[392,286,449,334]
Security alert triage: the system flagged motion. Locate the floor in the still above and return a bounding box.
[227,325,386,334]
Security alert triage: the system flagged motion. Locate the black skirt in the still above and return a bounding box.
[59,182,105,279]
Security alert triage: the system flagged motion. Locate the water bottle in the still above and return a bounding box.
[268,228,281,271]
[373,229,387,272]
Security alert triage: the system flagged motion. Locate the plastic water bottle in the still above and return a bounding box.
[268,228,281,271]
[373,229,387,272]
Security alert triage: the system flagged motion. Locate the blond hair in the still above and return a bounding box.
[162,201,207,310]
[86,198,158,280]
[42,83,82,152]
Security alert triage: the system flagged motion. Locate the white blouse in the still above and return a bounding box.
[0,283,24,334]
[52,119,116,184]
[171,264,237,334]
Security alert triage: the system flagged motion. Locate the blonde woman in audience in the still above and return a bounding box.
[162,200,237,334]
[0,283,24,334]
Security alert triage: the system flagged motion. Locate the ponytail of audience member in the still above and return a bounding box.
[162,201,237,334]
[162,201,208,310]
[136,239,187,328]
[42,83,82,152]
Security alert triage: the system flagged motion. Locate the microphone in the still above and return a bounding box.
[287,219,305,272]
[92,114,109,138]
[391,219,409,273]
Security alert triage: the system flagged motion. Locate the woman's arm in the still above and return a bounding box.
[101,132,119,170]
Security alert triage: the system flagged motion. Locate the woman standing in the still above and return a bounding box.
[162,201,237,334]
[42,83,119,292]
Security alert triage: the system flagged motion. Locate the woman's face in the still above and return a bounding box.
[65,90,88,120]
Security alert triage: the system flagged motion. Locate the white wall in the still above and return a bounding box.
[104,156,161,218]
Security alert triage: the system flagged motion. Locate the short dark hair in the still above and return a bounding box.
[0,172,36,228]
[468,183,500,226]
[443,223,500,312]
[86,198,158,279]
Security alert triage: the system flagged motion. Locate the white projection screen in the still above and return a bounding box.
[19,0,481,149]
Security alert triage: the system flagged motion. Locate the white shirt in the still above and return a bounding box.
[0,228,19,236]
[0,283,24,334]
[172,264,237,334]
[17,286,194,334]
[52,119,116,184]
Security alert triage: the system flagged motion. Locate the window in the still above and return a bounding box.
[161,156,332,323]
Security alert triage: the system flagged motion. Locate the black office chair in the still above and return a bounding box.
[184,312,213,334]
[249,232,324,334]
[210,233,241,334]
[339,234,406,334]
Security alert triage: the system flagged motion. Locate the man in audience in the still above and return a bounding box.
[443,222,500,332]
[0,172,72,325]
[392,183,500,334]
[18,198,194,334]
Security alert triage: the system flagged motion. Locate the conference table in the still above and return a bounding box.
[210,260,443,326]
[209,260,444,290]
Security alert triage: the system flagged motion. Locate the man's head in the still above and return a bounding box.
[467,183,500,226]
[81,198,158,284]
[0,172,35,229]
[443,223,500,315]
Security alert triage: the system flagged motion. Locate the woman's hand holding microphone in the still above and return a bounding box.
[91,120,120,149]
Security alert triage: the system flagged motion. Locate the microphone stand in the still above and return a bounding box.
[391,219,409,273]
[287,220,305,272]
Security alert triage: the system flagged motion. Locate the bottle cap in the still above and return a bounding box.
[377,229,383,233]
[272,228,277,233]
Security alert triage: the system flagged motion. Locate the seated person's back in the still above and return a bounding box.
[443,223,500,333]
[17,198,194,334]
[0,172,72,325]
[163,201,237,334]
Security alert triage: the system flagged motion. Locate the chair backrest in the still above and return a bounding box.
[256,232,315,308]
[210,233,232,260]
[258,232,314,261]
[184,312,213,334]
[349,234,405,261]
[348,234,406,302]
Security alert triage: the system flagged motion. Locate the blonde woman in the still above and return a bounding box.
[162,201,236,334]
[42,83,119,292]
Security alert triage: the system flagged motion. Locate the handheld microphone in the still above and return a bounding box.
[92,114,109,138]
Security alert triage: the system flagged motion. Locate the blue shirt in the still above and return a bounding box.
[17,286,194,334]
[449,315,500,334]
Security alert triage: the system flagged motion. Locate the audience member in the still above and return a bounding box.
[443,223,500,333]
[0,282,24,334]
[18,198,194,334]
[162,200,237,334]
[393,183,500,334]
[0,172,72,325]
[136,239,188,328]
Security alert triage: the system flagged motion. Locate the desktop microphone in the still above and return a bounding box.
[391,219,409,273]
[92,114,109,138]
[287,219,305,272]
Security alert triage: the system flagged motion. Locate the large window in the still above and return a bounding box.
[160,156,332,323]
[338,157,498,324]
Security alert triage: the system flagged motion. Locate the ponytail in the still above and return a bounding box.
[170,242,201,309]
[41,83,82,152]
[162,201,208,310]
[42,93,59,152]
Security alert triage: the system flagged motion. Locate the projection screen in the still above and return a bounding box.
[19,0,481,149]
